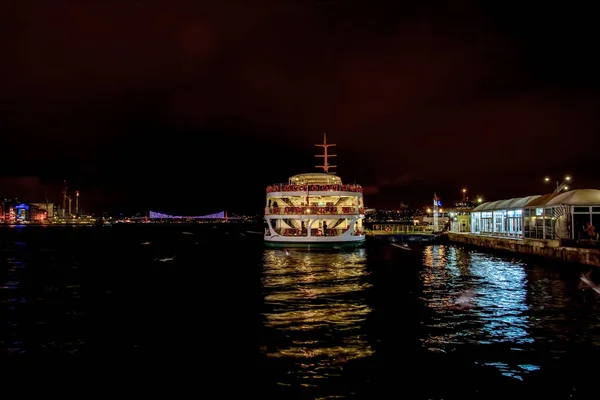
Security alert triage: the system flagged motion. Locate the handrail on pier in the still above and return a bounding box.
[368,224,439,234]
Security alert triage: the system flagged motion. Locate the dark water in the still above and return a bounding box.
[2,225,600,398]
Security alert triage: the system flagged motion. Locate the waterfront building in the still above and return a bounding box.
[448,200,477,233]
[30,202,55,218]
[470,189,600,242]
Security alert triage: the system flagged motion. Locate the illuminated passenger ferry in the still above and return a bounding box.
[264,134,366,248]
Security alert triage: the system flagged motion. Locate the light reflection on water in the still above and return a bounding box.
[261,248,373,384]
[421,245,533,379]
[423,245,531,347]
[420,244,600,381]
[260,243,600,394]
[4,226,600,396]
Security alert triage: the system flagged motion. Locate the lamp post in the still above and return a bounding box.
[545,176,571,194]
[433,193,439,231]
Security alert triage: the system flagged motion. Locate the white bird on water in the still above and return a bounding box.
[579,270,600,295]
[155,256,176,262]
[455,289,476,309]
[391,243,411,251]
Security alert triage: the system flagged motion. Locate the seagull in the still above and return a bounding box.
[455,289,476,309]
[579,270,600,295]
[140,241,151,245]
[391,243,411,251]
[285,249,290,256]
[154,256,176,262]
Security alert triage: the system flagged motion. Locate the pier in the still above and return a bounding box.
[366,224,442,242]
[367,224,439,235]
[447,232,600,267]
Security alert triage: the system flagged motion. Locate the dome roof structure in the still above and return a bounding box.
[472,195,541,212]
[546,189,600,206]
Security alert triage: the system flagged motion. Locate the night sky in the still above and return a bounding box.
[2,1,599,215]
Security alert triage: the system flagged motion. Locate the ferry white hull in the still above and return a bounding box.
[264,239,365,248]
[264,220,366,248]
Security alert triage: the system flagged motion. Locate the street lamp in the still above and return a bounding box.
[544,175,572,194]
[462,188,467,202]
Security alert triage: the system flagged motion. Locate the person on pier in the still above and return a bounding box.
[584,221,596,240]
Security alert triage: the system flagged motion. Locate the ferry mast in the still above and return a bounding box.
[314,133,337,174]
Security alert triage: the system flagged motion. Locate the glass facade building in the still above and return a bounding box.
[470,195,539,238]
[470,190,600,241]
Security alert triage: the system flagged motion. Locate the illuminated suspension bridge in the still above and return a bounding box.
[149,210,226,219]
[148,210,244,220]
[130,210,244,221]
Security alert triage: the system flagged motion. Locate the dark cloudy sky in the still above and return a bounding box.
[1,1,599,215]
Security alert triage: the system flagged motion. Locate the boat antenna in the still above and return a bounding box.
[314,133,337,174]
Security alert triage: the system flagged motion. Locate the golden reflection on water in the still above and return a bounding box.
[261,243,600,386]
[261,248,374,377]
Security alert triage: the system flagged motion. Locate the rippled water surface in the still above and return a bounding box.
[2,225,600,398]
[258,242,600,399]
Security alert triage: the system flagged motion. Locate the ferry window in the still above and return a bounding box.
[536,208,543,216]
[592,207,600,213]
